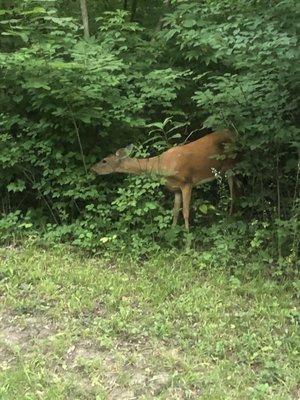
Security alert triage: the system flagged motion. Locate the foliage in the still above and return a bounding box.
[0,0,299,265]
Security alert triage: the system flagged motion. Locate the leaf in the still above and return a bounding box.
[145,202,157,210]
[23,7,46,15]
[164,29,178,41]
[146,122,164,129]
[23,80,50,90]
[19,32,29,43]
[20,222,33,229]
[182,19,197,28]
[199,204,208,214]
[7,180,26,193]
[100,237,109,243]
[162,117,173,127]
[169,133,182,139]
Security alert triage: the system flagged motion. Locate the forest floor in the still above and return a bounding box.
[0,244,299,400]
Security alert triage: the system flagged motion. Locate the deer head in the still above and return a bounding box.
[91,144,134,175]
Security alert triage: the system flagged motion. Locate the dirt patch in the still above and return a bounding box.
[0,313,30,348]
[60,339,176,399]
[0,312,57,342]
[0,310,201,398]
[23,315,58,340]
[0,310,58,368]
[0,312,30,371]
[65,342,107,366]
[291,385,300,400]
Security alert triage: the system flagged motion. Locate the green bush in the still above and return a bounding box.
[0,0,299,268]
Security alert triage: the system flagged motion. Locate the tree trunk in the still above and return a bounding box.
[80,0,90,39]
[3,1,14,9]
[124,0,128,10]
[155,0,171,32]
[151,0,171,43]
[130,0,138,22]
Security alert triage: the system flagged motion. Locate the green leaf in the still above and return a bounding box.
[199,204,208,214]
[169,133,182,139]
[23,7,46,15]
[182,19,197,28]
[7,180,26,193]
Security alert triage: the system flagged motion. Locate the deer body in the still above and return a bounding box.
[91,130,236,230]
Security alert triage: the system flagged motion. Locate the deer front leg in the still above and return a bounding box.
[181,184,192,231]
[172,191,182,226]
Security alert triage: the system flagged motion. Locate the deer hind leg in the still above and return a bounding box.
[181,184,192,231]
[227,174,234,215]
[172,191,182,227]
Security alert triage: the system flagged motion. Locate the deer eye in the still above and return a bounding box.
[102,159,107,164]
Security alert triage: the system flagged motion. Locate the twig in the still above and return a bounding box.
[70,110,88,175]
[183,127,205,144]
[292,149,300,211]
[23,169,59,225]
[73,199,82,215]
[291,150,300,258]
[276,153,281,220]
[276,153,282,259]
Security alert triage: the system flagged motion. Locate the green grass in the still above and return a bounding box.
[0,244,299,399]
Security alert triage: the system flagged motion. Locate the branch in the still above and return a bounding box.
[70,110,88,175]
[22,169,59,225]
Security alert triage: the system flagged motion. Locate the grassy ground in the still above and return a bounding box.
[0,244,299,400]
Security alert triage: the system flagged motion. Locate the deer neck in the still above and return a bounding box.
[117,157,163,175]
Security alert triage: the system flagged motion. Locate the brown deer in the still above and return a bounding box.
[91,129,237,230]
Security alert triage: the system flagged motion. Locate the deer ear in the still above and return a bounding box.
[125,143,134,154]
[115,148,127,158]
[115,144,134,158]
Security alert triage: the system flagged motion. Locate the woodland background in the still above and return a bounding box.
[0,0,299,269]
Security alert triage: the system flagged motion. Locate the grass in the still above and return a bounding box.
[0,244,299,399]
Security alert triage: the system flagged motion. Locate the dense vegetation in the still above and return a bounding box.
[0,0,299,268]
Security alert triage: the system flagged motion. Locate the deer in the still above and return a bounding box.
[91,129,237,231]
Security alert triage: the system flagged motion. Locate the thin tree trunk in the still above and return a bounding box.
[155,0,171,32]
[292,152,300,258]
[130,0,138,21]
[124,0,128,10]
[276,154,281,220]
[3,1,13,9]
[276,153,282,260]
[80,0,90,39]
